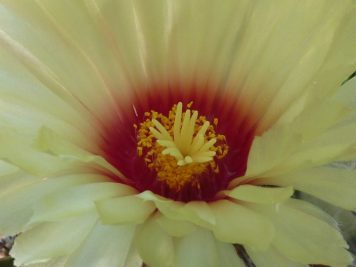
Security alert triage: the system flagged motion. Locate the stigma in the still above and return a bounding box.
[136,102,228,191]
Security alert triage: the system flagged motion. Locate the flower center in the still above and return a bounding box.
[136,102,228,192]
[100,83,257,201]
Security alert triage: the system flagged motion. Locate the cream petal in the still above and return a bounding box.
[282,99,349,141]
[136,218,175,267]
[225,185,293,204]
[299,192,356,244]
[0,27,94,121]
[0,160,18,176]
[284,198,339,229]
[262,167,356,211]
[210,200,274,250]
[130,0,252,85]
[9,0,128,91]
[279,125,356,173]
[35,126,126,179]
[143,191,275,249]
[122,249,143,267]
[246,247,308,267]
[12,212,97,266]
[0,2,122,121]
[336,77,356,109]
[300,13,356,108]
[0,172,42,235]
[282,104,356,171]
[0,40,94,139]
[2,0,353,126]
[224,0,355,132]
[242,123,302,179]
[0,170,36,199]
[64,222,136,267]
[0,95,92,151]
[175,229,219,267]
[0,173,103,235]
[0,133,71,177]
[138,191,215,229]
[216,242,246,267]
[84,0,158,87]
[21,257,67,267]
[96,195,155,224]
[0,127,124,180]
[241,98,356,181]
[26,239,143,267]
[183,201,216,227]
[156,215,196,238]
[30,182,137,224]
[249,201,352,266]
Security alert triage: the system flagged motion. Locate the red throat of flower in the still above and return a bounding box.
[100,82,257,202]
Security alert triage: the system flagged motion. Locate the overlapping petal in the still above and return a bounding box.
[0,172,103,235]
[64,223,136,267]
[224,184,293,204]
[136,218,175,267]
[96,195,155,224]
[11,212,97,266]
[249,199,352,266]
[261,167,356,210]
[30,182,137,224]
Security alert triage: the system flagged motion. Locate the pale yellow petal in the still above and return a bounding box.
[336,77,356,109]
[175,229,219,267]
[239,110,356,189]
[0,132,69,177]
[210,200,274,250]
[12,212,97,266]
[285,198,339,229]
[96,195,155,224]
[0,170,37,199]
[0,44,94,145]
[0,2,122,120]
[242,124,302,179]
[262,167,356,210]
[281,128,356,173]
[183,201,216,227]
[0,160,18,176]
[30,182,137,224]
[122,249,143,267]
[216,242,246,267]
[243,99,354,181]
[247,247,308,267]
[22,257,67,267]
[35,127,126,179]
[64,223,136,267]
[156,215,196,237]
[250,201,352,266]
[136,218,175,267]
[0,173,103,235]
[224,0,355,132]
[299,192,356,243]
[225,185,293,204]
[138,191,215,229]
[0,172,39,232]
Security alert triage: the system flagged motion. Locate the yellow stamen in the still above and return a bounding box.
[136,102,228,191]
[152,102,217,166]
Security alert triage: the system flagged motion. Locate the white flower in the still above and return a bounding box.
[0,1,355,267]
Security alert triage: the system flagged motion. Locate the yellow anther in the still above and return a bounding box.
[150,102,217,165]
[136,102,228,191]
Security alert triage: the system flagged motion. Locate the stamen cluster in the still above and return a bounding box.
[135,102,228,191]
